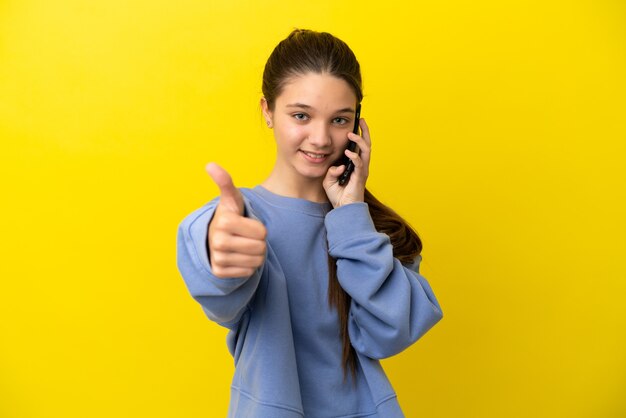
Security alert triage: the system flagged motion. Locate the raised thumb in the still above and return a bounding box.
[206,162,244,215]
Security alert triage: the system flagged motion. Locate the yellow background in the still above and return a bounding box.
[1,1,625,417]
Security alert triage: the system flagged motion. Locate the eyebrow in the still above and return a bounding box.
[285,103,355,114]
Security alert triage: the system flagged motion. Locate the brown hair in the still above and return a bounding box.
[262,29,423,379]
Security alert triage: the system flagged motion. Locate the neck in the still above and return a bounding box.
[261,166,329,203]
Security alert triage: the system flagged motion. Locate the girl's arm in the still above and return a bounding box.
[325,202,443,359]
[176,197,264,328]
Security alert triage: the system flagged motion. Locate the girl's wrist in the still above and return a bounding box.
[339,193,364,207]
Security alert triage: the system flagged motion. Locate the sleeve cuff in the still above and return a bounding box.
[184,194,260,290]
[324,202,377,247]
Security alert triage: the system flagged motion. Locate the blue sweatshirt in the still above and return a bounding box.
[177,185,443,418]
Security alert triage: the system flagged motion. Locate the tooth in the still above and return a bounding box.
[306,152,323,158]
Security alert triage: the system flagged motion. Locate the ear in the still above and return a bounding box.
[260,97,273,128]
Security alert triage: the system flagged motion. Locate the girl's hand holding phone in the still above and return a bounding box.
[323,118,372,208]
[206,163,267,279]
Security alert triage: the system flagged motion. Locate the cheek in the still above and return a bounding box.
[276,124,307,146]
[332,130,351,150]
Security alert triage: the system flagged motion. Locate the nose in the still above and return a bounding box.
[307,121,332,148]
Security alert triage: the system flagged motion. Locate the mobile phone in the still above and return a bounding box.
[337,104,361,186]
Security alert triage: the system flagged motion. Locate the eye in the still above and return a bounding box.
[293,113,309,121]
[332,117,349,125]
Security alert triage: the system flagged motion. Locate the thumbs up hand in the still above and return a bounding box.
[206,163,267,279]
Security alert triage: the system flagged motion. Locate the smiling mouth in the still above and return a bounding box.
[300,150,330,163]
[302,151,328,158]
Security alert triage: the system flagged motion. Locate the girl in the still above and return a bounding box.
[177,29,443,418]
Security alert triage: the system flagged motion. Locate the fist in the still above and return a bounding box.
[206,163,267,278]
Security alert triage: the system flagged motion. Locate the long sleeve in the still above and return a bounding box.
[176,196,264,328]
[325,202,443,359]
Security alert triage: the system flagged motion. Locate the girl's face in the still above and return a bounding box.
[262,72,358,185]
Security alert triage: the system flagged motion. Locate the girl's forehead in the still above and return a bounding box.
[276,73,357,110]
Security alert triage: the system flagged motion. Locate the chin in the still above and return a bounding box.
[295,164,329,181]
